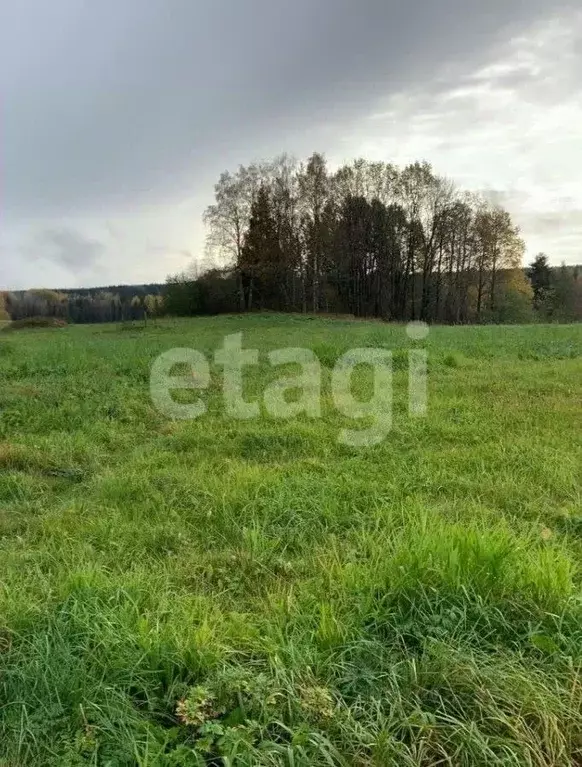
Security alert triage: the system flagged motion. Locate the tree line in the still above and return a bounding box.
[1,287,164,325]
[2,153,580,325]
[166,153,581,323]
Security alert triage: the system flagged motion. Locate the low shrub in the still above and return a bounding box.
[2,317,68,331]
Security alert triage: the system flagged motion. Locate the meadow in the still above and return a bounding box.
[0,315,581,766]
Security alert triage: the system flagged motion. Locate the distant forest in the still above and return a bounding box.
[1,284,164,325]
[2,154,581,325]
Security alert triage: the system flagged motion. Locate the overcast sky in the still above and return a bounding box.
[1,0,580,290]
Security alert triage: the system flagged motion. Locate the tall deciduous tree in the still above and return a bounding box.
[298,153,329,313]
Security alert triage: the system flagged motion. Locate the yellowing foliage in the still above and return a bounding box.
[0,292,10,322]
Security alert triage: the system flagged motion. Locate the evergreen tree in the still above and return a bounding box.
[240,186,283,310]
[527,253,553,312]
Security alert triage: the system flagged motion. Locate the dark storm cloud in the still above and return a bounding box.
[2,0,572,217]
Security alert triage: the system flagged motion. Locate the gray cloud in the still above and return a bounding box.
[34,228,104,271]
[524,210,582,255]
[1,0,580,288]
[3,0,571,216]
[335,8,582,264]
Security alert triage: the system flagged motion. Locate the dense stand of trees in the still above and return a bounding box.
[527,255,582,321]
[166,153,581,323]
[202,154,530,322]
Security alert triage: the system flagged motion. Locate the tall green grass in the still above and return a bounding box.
[0,317,581,765]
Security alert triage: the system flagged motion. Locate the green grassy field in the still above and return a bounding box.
[0,315,581,766]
